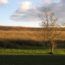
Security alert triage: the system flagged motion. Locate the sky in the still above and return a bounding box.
[0,0,65,28]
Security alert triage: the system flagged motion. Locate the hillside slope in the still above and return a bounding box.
[0,26,65,41]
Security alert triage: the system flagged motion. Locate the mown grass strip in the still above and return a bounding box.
[0,49,65,55]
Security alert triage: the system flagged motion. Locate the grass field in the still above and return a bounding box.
[0,26,65,65]
[0,49,65,65]
[0,48,65,55]
[0,26,65,41]
[0,55,65,65]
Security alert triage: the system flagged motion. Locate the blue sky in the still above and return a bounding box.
[0,0,42,27]
[0,0,64,27]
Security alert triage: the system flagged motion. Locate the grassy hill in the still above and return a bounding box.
[0,26,43,41]
[0,26,65,48]
[0,26,65,41]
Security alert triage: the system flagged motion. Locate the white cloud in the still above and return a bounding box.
[11,0,62,23]
[0,0,8,5]
[19,1,32,12]
[43,0,52,4]
[43,0,61,5]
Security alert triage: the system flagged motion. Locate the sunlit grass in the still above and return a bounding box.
[0,48,65,55]
[0,49,48,55]
[54,49,65,55]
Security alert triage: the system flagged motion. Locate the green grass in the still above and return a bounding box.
[54,49,65,55]
[0,55,65,65]
[0,48,48,55]
[0,48,65,55]
[0,49,65,65]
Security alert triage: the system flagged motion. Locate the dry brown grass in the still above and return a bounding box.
[0,26,65,41]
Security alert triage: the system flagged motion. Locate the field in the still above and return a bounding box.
[0,26,65,48]
[0,26,65,65]
[0,48,65,55]
[0,49,65,65]
[0,26,65,41]
[0,55,65,65]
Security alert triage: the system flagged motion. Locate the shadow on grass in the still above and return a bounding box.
[0,40,65,49]
[0,55,65,65]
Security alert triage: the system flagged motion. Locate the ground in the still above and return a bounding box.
[0,55,65,65]
[0,48,65,55]
[0,49,65,65]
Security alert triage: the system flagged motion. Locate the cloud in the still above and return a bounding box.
[11,0,65,26]
[43,0,52,4]
[42,0,61,5]
[0,0,8,5]
[19,1,32,12]
[11,9,40,21]
[11,1,39,21]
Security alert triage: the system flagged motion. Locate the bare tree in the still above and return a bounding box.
[39,8,58,54]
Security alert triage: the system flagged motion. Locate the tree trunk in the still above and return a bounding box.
[50,41,55,54]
